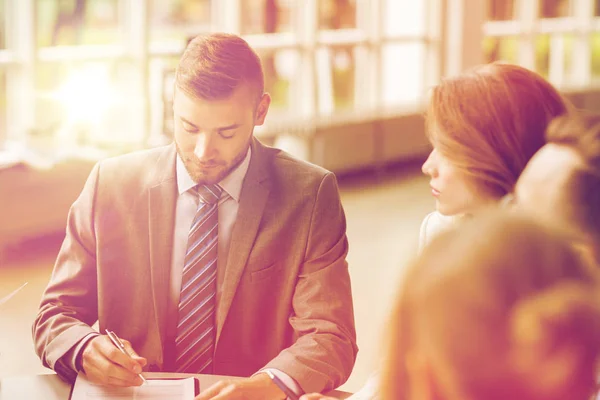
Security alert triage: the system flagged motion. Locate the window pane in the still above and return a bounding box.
[381,43,425,106]
[319,0,356,30]
[384,0,426,37]
[0,69,5,141]
[535,35,550,78]
[241,0,293,35]
[316,46,355,113]
[539,0,571,18]
[150,0,211,46]
[593,33,600,80]
[36,0,121,47]
[149,56,179,141]
[34,61,142,150]
[538,33,574,85]
[483,36,518,63]
[258,49,298,112]
[488,0,515,21]
[0,0,5,50]
[562,34,574,83]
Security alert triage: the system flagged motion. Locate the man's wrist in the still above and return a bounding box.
[74,333,99,372]
[253,372,287,400]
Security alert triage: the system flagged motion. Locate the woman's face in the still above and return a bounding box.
[422,148,494,216]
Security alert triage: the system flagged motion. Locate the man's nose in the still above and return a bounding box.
[194,133,216,159]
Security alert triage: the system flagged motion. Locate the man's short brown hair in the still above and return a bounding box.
[545,113,600,242]
[175,33,265,101]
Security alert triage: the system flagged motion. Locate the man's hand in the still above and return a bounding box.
[299,394,336,400]
[195,373,287,400]
[80,335,147,387]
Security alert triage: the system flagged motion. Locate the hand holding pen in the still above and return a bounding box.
[79,331,147,387]
[106,330,148,385]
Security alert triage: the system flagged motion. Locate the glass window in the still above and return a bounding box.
[592,33,600,80]
[316,46,356,113]
[0,69,5,141]
[34,61,142,150]
[241,0,293,35]
[381,43,425,106]
[0,0,5,50]
[539,0,571,18]
[535,35,551,78]
[483,36,518,64]
[488,0,515,21]
[258,49,299,112]
[149,56,179,141]
[534,34,574,84]
[36,0,121,47]
[384,0,426,37]
[319,0,357,30]
[149,0,211,47]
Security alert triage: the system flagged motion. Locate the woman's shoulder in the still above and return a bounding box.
[419,211,456,250]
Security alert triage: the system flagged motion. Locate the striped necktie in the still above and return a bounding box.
[174,184,221,373]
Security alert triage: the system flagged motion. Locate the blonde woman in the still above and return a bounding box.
[381,212,600,400]
[303,212,600,399]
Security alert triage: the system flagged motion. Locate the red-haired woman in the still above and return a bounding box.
[420,62,569,248]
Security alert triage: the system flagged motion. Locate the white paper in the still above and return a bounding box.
[71,373,195,400]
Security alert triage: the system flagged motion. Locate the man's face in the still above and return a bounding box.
[173,84,270,185]
[514,144,583,236]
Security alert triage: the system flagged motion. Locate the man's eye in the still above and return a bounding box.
[219,131,235,139]
[182,123,197,133]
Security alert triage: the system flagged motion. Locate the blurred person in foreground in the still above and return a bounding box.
[512,112,600,266]
[305,211,600,400]
[419,62,569,249]
[32,33,357,400]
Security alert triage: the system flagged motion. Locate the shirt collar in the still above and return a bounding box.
[176,147,252,203]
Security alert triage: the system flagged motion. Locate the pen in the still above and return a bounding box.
[105,329,148,385]
[265,370,300,400]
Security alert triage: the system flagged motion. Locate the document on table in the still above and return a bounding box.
[71,373,196,400]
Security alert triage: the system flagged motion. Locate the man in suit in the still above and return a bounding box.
[33,33,358,399]
[513,112,600,266]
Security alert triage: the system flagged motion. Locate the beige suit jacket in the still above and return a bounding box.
[32,139,358,393]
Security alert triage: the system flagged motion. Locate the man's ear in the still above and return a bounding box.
[254,93,271,126]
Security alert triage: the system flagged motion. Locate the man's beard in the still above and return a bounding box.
[176,139,251,185]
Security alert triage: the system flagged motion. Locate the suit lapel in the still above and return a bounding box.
[148,144,178,356]
[216,139,271,343]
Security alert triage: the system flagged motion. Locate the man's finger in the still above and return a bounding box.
[98,337,143,374]
[121,340,148,367]
[91,351,141,386]
[195,380,230,400]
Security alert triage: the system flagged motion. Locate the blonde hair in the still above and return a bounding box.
[176,33,264,101]
[545,112,600,246]
[381,212,600,400]
[427,63,569,198]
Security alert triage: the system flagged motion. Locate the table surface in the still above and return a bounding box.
[0,373,352,400]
